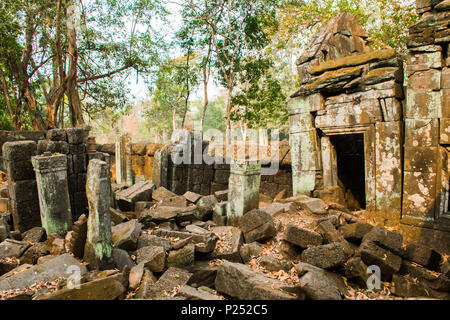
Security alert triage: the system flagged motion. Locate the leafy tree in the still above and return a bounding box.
[146,53,201,135]
[182,0,284,135]
[0,0,166,130]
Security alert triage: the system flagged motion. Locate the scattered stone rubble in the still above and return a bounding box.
[0,176,449,300]
[0,1,449,301]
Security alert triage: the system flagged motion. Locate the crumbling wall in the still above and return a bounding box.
[98,142,164,183]
[289,13,405,218]
[399,0,450,253]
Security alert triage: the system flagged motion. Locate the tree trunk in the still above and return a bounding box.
[66,2,84,127]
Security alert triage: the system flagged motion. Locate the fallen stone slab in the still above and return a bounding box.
[152,187,177,202]
[215,262,301,300]
[36,272,127,300]
[391,274,427,298]
[259,202,293,216]
[112,248,135,271]
[258,254,291,272]
[0,254,87,292]
[298,198,328,215]
[404,242,442,270]
[136,245,166,273]
[129,262,145,290]
[22,227,46,243]
[133,269,157,299]
[115,181,155,206]
[317,220,344,243]
[167,243,195,268]
[176,285,222,300]
[339,222,374,242]
[183,191,202,204]
[282,225,323,248]
[0,239,31,259]
[362,226,403,255]
[137,233,172,251]
[360,241,402,281]
[238,209,276,243]
[109,208,128,225]
[211,226,243,262]
[20,243,50,265]
[152,228,218,253]
[160,196,187,208]
[111,219,142,251]
[185,261,219,288]
[343,257,369,286]
[139,206,198,226]
[196,195,218,221]
[239,242,264,263]
[212,202,227,226]
[139,267,192,300]
[295,262,348,300]
[185,224,209,235]
[400,260,450,292]
[301,242,353,270]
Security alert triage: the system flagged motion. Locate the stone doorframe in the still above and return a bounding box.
[319,124,376,211]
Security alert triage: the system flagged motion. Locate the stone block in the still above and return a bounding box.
[10,200,41,233]
[405,119,439,147]
[339,222,374,242]
[375,121,402,211]
[6,159,35,181]
[2,140,37,162]
[282,224,323,248]
[360,241,402,281]
[440,118,450,144]
[8,180,38,204]
[46,129,67,142]
[408,69,441,91]
[72,153,87,173]
[405,242,442,270]
[301,242,352,269]
[238,209,276,243]
[136,245,166,272]
[407,51,443,74]
[404,147,438,173]
[65,128,85,144]
[402,171,437,219]
[362,226,403,255]
[406,90,442,119]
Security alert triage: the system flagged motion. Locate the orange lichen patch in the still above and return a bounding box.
[309,48,397,75]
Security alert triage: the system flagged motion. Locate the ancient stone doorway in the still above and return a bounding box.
[329,133,366,209]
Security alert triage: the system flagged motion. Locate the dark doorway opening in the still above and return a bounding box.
[329,133,366,209]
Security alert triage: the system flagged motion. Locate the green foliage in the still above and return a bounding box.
[192,96,227,132]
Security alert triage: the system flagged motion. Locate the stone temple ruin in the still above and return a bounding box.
[0,1,449,300]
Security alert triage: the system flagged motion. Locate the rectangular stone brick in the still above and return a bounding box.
[405,119,439,147]
[443,89,450,118]
[407,52,443,74]
[404,147,438,173]
[10,200,41,233]
[72,153,87,173]
[408,69,441,91]
[375,122,402,211]
[6,160,35,181]
[402,171,437,220]
[289,113,315,134]
[406,90,442,119]
[440,118,450,144]
[8,180,38,204]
